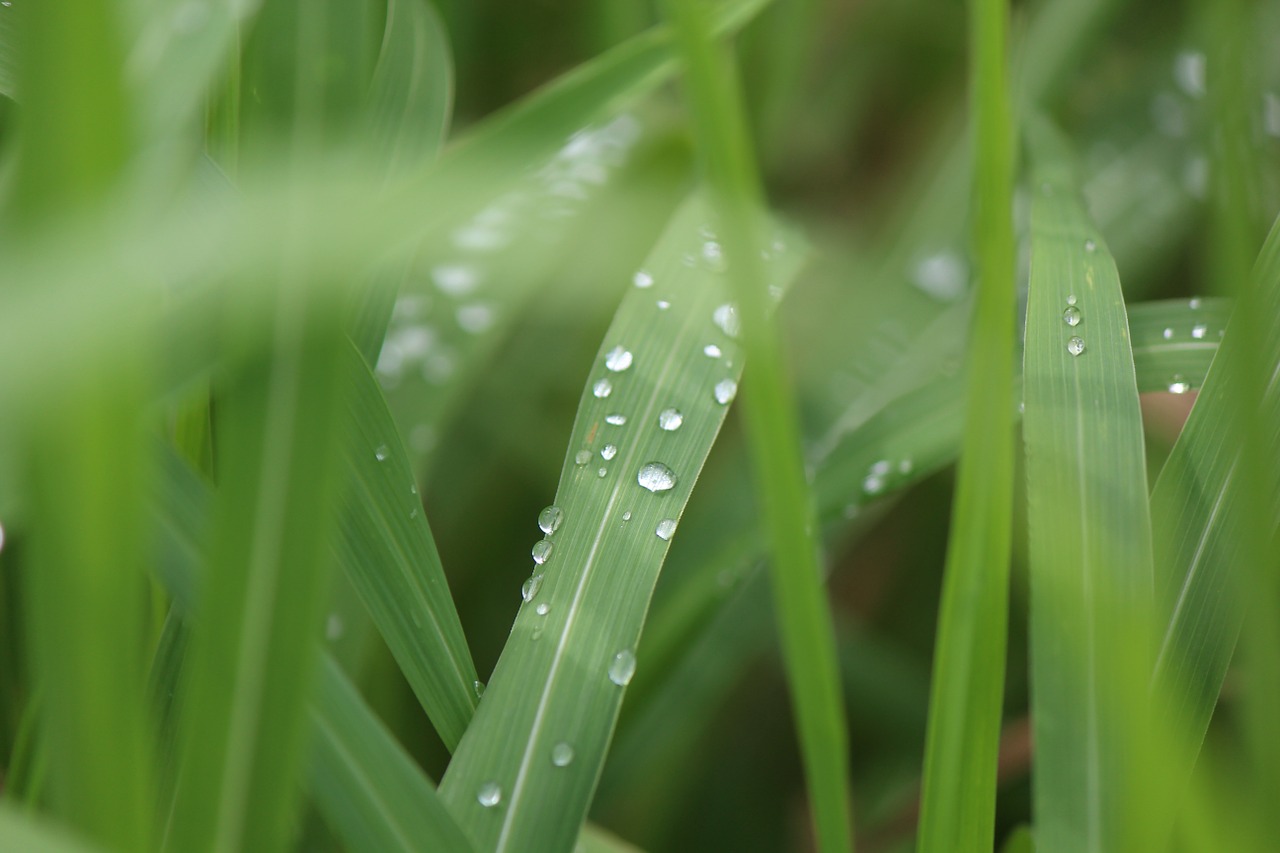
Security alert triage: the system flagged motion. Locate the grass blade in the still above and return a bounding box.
[659,3,853,850]
[0,806,100,853]
[436,193,804,851]
[915,0,1016,850]
[1021,118,1157,853]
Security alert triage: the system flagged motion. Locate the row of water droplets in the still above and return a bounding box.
[1161,298,1220,394]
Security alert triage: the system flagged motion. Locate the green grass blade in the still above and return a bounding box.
[0,3,15,99]
[915,0,1016,850]
[1129,298,1231,394]
[0,806,101,853]
[153,447,477,853]
[335,342,480,749]
[659,3,853,850]
[1021,118,1157,853]
[436,193,804,852]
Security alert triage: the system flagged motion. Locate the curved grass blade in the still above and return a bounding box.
[436,194,804,852]
[1021,118,1157,853]
[152,447,477,853]
[0,806,101,853]
[915,0,1016,849]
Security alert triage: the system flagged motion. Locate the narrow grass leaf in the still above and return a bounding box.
[1021,117,1157,853]
[916,0,1016,850]
[437,194,803,852]
[0,806,101,853]
[1129,298,1231,394]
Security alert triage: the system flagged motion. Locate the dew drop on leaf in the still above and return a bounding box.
[656,518,678,541]
[592,378,612,399]
[712,303,740,338]
[605,346,633,372]
[637,462,676,493]
[538,505,563,535]
[608,649,637,686]
[521,574,543,602]
[658,408,684,431]
[551,742,575,767]
[605,413,627,426]
[477,782,502,808]
[1067,336,1086,357]
[1063,305,1082,327]
[633,270,653,289]
[532,539,553,565]
[713,379,737,405]
[374,443,389,461]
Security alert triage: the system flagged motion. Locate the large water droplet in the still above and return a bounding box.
[473,680,486,699]
[605,346,633,372]
[532,540,553,565]
[605,413,627,426]
[656,518,678,541]
[712,303,740,338]
[592,378,613,399]
[704,344,722,358]
[477,782,502,808]
[601,444,618,461]
[575,449,592,465]
[522,574,544,602]
[637,462,677,493]
[658,408,684,431]
[538,505,563,535]
[633,270,653,289]
[1063,305,1082,327]
[1067,336,1086,357]
[713,379,738,405]
[608,649,637,686]
[375,443,389,461]
[551,742,575,767]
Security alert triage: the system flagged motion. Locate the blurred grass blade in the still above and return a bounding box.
[1021,118,1157,853]
[437,194,804,852]
[153,447,477,853]
[1148,215,1280,825]
[915,0,1016,850]
[659,2,853,850]
[335,342,480,749]
[0,2,15,99]
[1129,298,1231,394]
[0,806,101,853]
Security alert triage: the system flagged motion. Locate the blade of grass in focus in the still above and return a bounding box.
[659,2,853,850]
[915,0,1016,849]
[1021,117,1158,853]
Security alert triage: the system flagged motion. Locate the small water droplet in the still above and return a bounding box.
[633,270,654,288]
[910,251,968,301]
[532,540,554,565]
[551,742,575,767]
[658,408,684,431]
[1067,336,1086,356]
[575,449,592,465]
[601,444,618,461]
[870,459,891,477]
[409,507,419,519]
[375,443,389,461]
[1169,375,1191,394]
[656,518,678,540]
[1191,324,1207,339]
[713,379,737,405]
[656,300,671,310]
[712,303,740,338]
[622,511,632,522]
[605,346,633,372]
[536,602,550,616]
[605,413,627,426]
[1084,239,1097,253]
[1174,50,1207,98]
[592,378,613,398]
[637,462,676,493]
[598,467,608,478]
[538,505,563,535]
[432,264,480,296]
[863,474,885,495]
[1066,293,1077,306]
[522,574,544,601]
[898,458,914,475]
[608,649,637,686]
[1063,305,1082,327]
[1189,297,1202,310]
[1163,327,1174,340]
[704,344,722,358]
[702,240,726,272]
[457,303,496,334]
[473,680,485,699]
[477,782,502,808]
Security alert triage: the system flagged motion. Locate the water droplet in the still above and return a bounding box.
[1084,239,1097,253]
[605,414,627,426]
[532,540,554,565]
[601,444,618,461]
[1174,50,1207,98]
[522,574,544,601]
[712,303,740,337]
[1066,293,1078,306]
[477,782,502,808]
[656,300,671,310]
[593,378,613,399]
[1163,327,1174,340]
[658,408,684,431]
[633,270,653,288]
[575,449,592,465]
[326,613,344,641]
[863,474,885,495]
[713,379,737,405]
[432,264,480,296]
[598,467,608,478]
[704,344,722,358]
[605,346,633,372]
[702,240,726,272]
[551,742,575,767]
[375,443,389,461]
[536,602,550,616]
[637,462,676,493]
[1191,324,1207,339]
[1189,297,1202,310]
[538,505,563,535]
[457,303,496,334]
[608,649,637,686]
[1063,305,1082,327]
[409,507,420,519]
[656,518,678,540]
[1067,336,1086,356]
[622,511,632,522]
[870,459,891,477]
[898,458,914,475]
[1169,375,1191,394]
[473,680,485,699]
[910,251,968,301]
